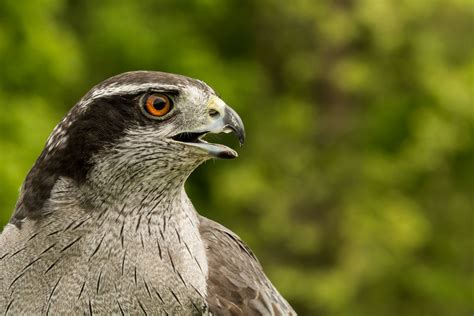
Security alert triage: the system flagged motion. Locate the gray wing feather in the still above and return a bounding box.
[199,216,296,316]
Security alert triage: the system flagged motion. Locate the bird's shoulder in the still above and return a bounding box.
[198,216,296,316]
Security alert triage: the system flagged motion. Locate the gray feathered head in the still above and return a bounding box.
[13,71,245,224]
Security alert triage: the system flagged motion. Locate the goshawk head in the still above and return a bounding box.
[13,71,245,224]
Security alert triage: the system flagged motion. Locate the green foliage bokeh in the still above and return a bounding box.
[0,0,472,314]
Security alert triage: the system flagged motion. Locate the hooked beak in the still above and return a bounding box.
[171,95,245,159]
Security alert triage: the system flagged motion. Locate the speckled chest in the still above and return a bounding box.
[0,183,209,315]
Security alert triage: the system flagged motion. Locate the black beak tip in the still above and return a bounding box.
[223,106,246,146]
[226,125,245,146]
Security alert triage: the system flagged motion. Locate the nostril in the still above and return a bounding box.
[209,109,220,118]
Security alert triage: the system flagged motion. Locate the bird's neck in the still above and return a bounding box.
[72,152,206,233]
[54,174,203,248]
[47,150,208,257]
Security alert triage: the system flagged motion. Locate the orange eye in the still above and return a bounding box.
[143,93,172,118]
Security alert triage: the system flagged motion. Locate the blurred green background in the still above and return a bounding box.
[0,0,473,315]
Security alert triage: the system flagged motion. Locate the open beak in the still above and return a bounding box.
[171,96,245,159]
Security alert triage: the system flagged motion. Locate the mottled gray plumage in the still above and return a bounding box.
[0,71,296,315]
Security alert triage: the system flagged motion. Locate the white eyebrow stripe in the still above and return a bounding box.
[78,83,180,110]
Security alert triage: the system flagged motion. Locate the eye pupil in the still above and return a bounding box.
[153,98,166,110]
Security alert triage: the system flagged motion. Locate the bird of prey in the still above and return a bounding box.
[0,71,296,315]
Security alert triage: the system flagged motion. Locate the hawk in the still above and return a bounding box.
[0,71,296,315]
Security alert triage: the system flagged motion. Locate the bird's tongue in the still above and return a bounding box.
[191,142,238,159]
